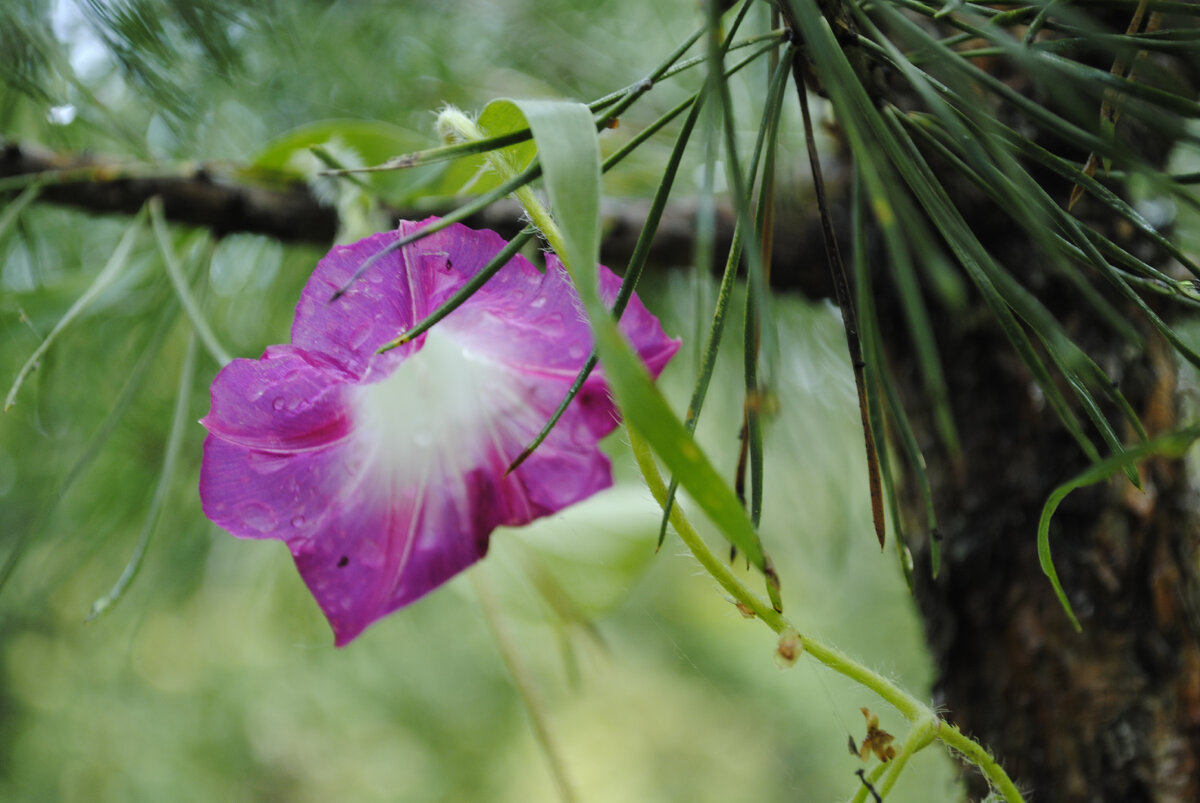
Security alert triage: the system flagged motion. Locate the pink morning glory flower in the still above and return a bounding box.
[200,219,680,645]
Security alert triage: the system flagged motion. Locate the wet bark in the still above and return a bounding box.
[894,262,1200,801]
[824,7,1200,795]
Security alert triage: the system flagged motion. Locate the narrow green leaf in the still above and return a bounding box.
[994,123,1200,281]
[1038,425,1200,631]
[784,0,982,476]
[708,4,780,540]
[873,108,1104,464]
[844,113,962,457]
[330,160,543,299]
[852,173,918,583]
[885,108,1181,462]
[506,98,772,584]
[380,228,536,352]
[0,273,185,599]
[88,330,197,621]
[5,205,147,411]
[511,88,710,475]
[464,37,789,476]
[850,170,936,579]
[656,226,741,548]
[0,182,41,244]
[881,0,1145,162]
[591,25,706,129]
[502,99,601,289]
[667,61,778,477]
[149,199,231,366]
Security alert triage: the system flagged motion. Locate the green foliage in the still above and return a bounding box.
[3,0,1200,799]
[251,118,437,206]
[1038,424,1200,631]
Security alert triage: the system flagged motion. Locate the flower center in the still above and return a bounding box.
[354,329,523,482]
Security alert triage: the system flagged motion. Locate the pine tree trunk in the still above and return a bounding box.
[818,4,1200,792]
[902,294,1200,800]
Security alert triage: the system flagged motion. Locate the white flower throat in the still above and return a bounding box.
[354,328,525,482]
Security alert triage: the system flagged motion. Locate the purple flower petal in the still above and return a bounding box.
[200,218,680,645]
[201,345,355,451]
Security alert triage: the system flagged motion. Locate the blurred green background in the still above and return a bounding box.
[0,1,959,800]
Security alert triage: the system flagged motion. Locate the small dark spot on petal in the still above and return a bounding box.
[337,555,349,568]
[444,259,453,271]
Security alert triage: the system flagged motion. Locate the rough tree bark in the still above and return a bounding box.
[792,4,1200,796]
[898,278,1200,801]
[891,37,1200,803]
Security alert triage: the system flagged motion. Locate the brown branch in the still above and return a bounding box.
[0,139,834,298]
[1,140,338,245]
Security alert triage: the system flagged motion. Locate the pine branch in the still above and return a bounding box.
[0,139,833,296]
[1,140,336,244]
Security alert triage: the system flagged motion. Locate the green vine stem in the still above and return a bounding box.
[435,90,1023,803]
[851,716,935,803]
[627,427,1025,803]
[435,107,570,262]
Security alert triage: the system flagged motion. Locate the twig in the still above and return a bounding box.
[628,427,1025,802]
[0,139,836,297]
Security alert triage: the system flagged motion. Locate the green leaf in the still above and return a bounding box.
[249,118,434,202]
[88,330,198,621]
[510,89,709,476]
[5,206,147,411]
[498,98,773,588]
[0,183,41,245]
[436,100,540,196]
[252,119,427,171]
[1038,426,1200,631]
[149,199,231,366]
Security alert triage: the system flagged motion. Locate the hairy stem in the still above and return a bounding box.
[627,426,1024,802]
[436,107,570,261]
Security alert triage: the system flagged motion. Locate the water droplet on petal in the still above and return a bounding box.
[272,397,286,411]
[247,451,290,475]
[568,343,586,360]
[236,501,277,533]
[531,296,547,309]
[348,323,372,349]
[543,312,565,337]
[290,515,306,528]
[247,386,267,402]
